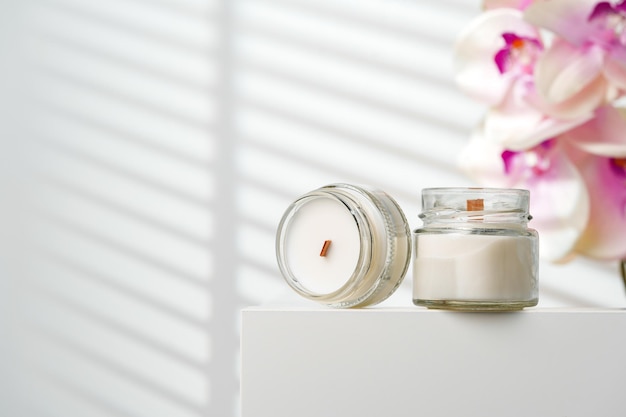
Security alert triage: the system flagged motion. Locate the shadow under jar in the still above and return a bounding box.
[413,188,539,311]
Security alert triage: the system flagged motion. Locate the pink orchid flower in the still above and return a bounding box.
[525,0,626,104]
[455,8,598,151]
[455,9,541,107]
[455,1,626,263]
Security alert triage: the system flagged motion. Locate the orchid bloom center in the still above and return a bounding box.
[494,33,542,76]
[501,140,556,180]
[588,1,626,48]
[610,157,626,178]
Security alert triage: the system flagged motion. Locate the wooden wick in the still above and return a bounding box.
[319,240,332,257]
[467,198,484,212]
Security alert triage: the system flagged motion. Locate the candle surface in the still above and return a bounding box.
[284,197,361,294]
[413,234,536,301]
[277,183,411,307]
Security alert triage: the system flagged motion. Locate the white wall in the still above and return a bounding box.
[1,1,623,416]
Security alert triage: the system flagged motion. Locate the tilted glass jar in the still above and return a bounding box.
[276,184,412,308]
[413,188,539,311]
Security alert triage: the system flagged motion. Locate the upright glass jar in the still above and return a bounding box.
[413,188,539,311]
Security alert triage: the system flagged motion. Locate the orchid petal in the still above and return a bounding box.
[483,104,544,149]
[483,83,592,150]
[454,9,540,106]
[535,40,604,103]
[527,152,590,262]
[507,115,593,150]
[530,76,607,120]
[603,53,626,91]
[587,2,615,22]
[574,155,626,260]
[457,124,510,187]
[511,139,589,261]
[482,0,534,10]
[524,0,600,47]
[562,106,626,157]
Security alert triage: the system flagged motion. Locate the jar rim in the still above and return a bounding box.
[421,187,529,196]
[419,187,532,225]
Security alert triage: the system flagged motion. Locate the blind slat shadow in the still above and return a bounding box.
[35,102,214,168]
[36,371,142,417]
[101,0,219,20]
[238,127,462,204]
[33,0,216,55]
[243,0,458,47]
[238,255,281,282]
[237,21,456,91]
[29,136,213,208]
[25,321,208,416]
[30,67,215,130]
[239,213,280,237]
[36,248,210,327]
[33,31,217,93]
[238,58,470,133]
[39,177,212,247]
[238,100,459,174]
[20,0,227,416]
[32,210,211,287]
[27,285,208,367]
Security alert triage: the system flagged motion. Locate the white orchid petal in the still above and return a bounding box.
[483,105,544,149]
[457,123,510,187]
[603,54,626,91]
[524,0,599,46]
[575,155,626,260]
[563,106,626,157]
[454,9,540,105]
[512,115,593,150]
[521,151,590,261]
[535,40,604,103]
[484,73,595,149]
[482,0,533,10]
[531,75,607,120]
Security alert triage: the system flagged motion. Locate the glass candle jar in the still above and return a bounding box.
[276,184,412,308]
[412,188,539,311]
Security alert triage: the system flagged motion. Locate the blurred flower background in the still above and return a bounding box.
[454,0,626,263]
[0,1,624,417]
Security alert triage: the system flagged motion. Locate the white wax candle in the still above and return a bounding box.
[413,234,536,301]
[284,197,361,294]
[277,183,412,307]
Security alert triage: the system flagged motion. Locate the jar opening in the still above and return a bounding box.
[419,187,532,225]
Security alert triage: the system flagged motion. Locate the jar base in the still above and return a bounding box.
[413,298,538,312]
